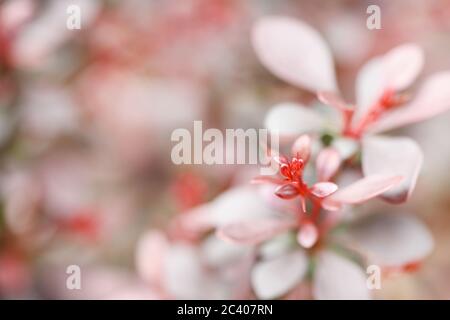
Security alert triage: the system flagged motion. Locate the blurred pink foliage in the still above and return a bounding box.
[1,0,450,300]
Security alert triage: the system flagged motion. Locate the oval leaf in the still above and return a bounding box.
[252,16,337,92]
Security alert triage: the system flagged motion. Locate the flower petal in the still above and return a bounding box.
[323,174,403,210]
[264,103,324,136]
[310,182,338,198]
[362,136,423,203]
[251,250,308,299]
[297,222,319,248]
[252,16,337,92]
[316,147,341,182]
[216,218,295,245]
[275,183,299,199]
[345,213,434,267]
[313,250,370,300]
[370,71,450,133]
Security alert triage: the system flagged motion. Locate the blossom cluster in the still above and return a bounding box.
[134,16,450,300]
[1,1,450,300]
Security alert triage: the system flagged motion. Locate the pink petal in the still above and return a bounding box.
[259,183,303,214]
[309,182,338,198]
[354,44,423,126]
[313,250,370,300]
[297,223,319,248]
[275,183,299,199]
[264,103,324,136]
[323,174,403,210]
[370,71,450,133]
[252,16,337,92]
[362,136,423,203]
[291,134,312,163]
[251,250,308,299]
[315,147,341,182]
[345,213,433,267]
[135,230,168,285]
[216,218,295,245]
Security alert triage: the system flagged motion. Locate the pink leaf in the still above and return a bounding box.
[313,251,370,300]
[345,213,433,267]
[323,174,403,210]
[208,186,279,227]
[175,205,214,233]
[264,103,324,136]
[252,16,337,92]
[251,250,308,299]
[163,244,222,299]
[370,71,450,133]
[383,43,424,91]
[362,136,423,203]
[354,57,384,125]
[216,218,295,245]
[316,147,341,182]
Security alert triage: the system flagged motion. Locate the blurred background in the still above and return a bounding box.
[0,0,449,299]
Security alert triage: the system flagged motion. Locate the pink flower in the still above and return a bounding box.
[208,184,433,299]
[253,16,450,203]
[143,166,432,299]
[207,138,433,299]
[216,135,403,249]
